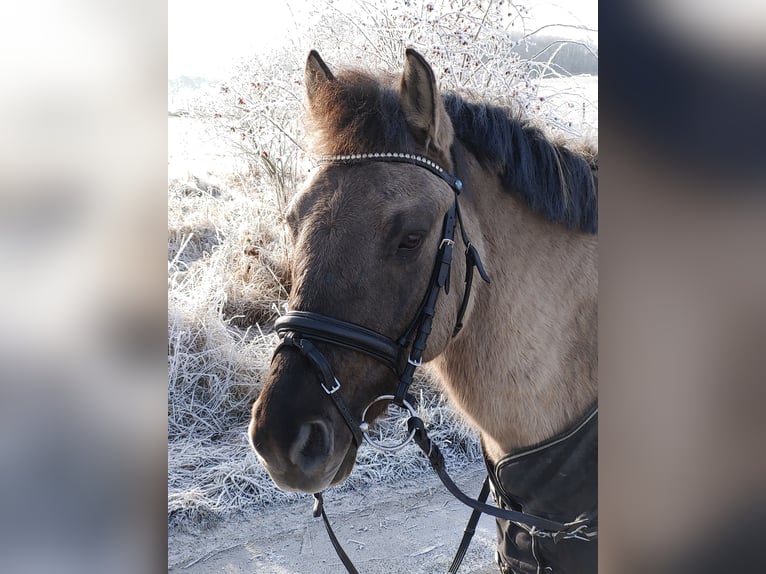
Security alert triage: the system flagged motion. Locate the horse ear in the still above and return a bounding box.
[400,48,454,155]
[305,50,335,106]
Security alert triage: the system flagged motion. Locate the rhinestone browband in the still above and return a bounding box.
[316,152,462,192]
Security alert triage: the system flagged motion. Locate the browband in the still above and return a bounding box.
[317,152,464,193]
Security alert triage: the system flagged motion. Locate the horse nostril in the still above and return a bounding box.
[289,420,333,469]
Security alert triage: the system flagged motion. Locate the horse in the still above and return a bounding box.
[249,48,598,573]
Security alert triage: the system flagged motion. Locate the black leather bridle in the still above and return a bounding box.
[273,151,489,442]
[269,151,594,573]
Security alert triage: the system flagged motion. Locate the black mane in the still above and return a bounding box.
[311,70,597,234]
[444,93,598,234]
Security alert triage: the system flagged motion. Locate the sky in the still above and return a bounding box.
[168,0,597,79]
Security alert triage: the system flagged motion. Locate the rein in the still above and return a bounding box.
[270,151,595,573]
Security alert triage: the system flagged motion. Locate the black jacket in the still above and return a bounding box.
[487,406,598,573]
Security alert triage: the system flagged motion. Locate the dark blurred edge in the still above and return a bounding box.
[600,1,765,573]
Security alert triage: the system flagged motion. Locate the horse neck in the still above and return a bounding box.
[433,152,598,462]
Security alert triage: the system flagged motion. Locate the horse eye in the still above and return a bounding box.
[398,233,423,250]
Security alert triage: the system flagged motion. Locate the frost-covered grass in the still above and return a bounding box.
[167,168,485,532]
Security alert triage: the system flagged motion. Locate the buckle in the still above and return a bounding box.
[321,377,341,395]
[439,238,454,250]
[407,355,422,367]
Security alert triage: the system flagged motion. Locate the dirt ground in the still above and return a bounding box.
[168,465,501,574]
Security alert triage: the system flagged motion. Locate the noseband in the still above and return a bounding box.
[272,151,490,450]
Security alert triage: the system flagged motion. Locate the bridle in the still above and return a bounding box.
[269,151,594,573]
[273,151,488,446]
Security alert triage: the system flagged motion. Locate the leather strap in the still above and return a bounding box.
[309,416,594,574]
[276,311,403,372]
[448,477,490,573]
[453,201,490,337]
[274,335,364,447]
[319,152,464,194]
[394,199,458,405]
[408,416,595,537]
[312,493,360,574]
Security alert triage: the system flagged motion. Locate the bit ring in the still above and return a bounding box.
[359,395,418,452]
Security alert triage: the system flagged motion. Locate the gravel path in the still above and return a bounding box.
[169,465,501,574]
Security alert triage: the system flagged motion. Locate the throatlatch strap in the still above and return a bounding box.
[453,202,491,337]
[448,477,491,573]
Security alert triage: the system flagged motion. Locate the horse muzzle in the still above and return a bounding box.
[249,397,357,493]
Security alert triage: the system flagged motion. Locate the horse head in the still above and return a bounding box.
[248,49,481,493]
